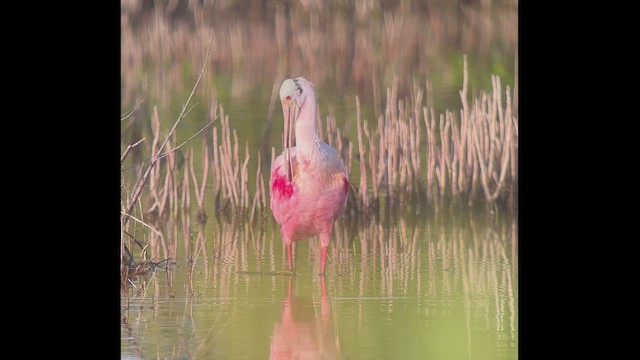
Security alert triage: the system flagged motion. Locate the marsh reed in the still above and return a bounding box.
[121,62,517,293]
[152,54,518,224]
[122,55,517,248]
[121,0,517,274]
[121,0,517,113]
[310,55,517,218]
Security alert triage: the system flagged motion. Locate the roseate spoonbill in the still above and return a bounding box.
[270,77,349,275]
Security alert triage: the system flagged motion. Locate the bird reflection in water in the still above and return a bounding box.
[270,278,340,359]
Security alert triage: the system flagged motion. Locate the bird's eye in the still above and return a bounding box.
[286,96,291,100]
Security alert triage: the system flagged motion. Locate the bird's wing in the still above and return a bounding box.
[316,143,349,195]
[270,148,299,225]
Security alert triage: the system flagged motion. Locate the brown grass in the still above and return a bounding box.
[121,32,215,281]
[122,56,517,228]
[121,56,517,291]
[121,0,517,113]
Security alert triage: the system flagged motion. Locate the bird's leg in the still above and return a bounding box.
[319,246,328,275]
[319,232,330,275]
[287,242,294,272]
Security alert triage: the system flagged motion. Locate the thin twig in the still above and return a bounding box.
[120,104,212,173]
[121,29,214,229]
[121,211,165,237]
[120,138,146,166]
[121,98,145,122]
[123,230,146,251]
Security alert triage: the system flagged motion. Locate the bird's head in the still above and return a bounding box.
[279,77,316,110]
[278,77,317,181]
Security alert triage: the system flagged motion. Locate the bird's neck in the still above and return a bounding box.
[295,103,320,160]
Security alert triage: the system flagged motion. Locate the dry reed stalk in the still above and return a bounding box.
[402,114,413,197]
[362,119,378,202]
[218,108,228,185]
[468,126,480,207]
[218,111,239,206]
[383,111,391,201]
[411,85,422,193]
[402,119,411,196]
[271,146,276,177]
[449,125,458,202]
[227,126,239,205]
[431,109,441,206]
[486,78,498,182]
[212,126,221,199]
[389,81,399,200]
[463,86,476,205]
[147,106,162,214]
[424,107,435,203]
[355,96,368,210]
[382,89,393,201]
[121,30,213,229]
[450,112,460,200]
[482,94,491,172]
[455,62,471,197]
[232,130,240,185]
[496,77,506,160]
[121,138,146,166]
[408,101,418,194]
[465,75,514,205]
[200,141,210,212]
[167,140,179,220]
[219,142,236,206]
[487,88,513,202]
[376,114,385,198]
[182,150,191,215]
[249,151,263,225]
[444,114,453,199]
[210,108,256,214]
[189,143,209,222]
[259,154,267,210]
[188,224,208,289]
[437,114,446,199]
[241,142,251,210]
[471,103,492,205]
[181,166,192,260]
[398,100,408,194]
[509,90,518,185]
[150,223,166,261]
[335,126,345,170]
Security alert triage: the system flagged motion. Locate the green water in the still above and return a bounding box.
[121,212,517,359]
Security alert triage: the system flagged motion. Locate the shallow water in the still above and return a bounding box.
[121,212,517,359]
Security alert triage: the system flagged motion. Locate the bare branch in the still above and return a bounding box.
[120,138,146,166]
[121,29,215,229]
[121,99,145,122]
[120,212,164,237]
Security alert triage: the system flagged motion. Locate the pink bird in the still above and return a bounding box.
[270,77,349,275]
